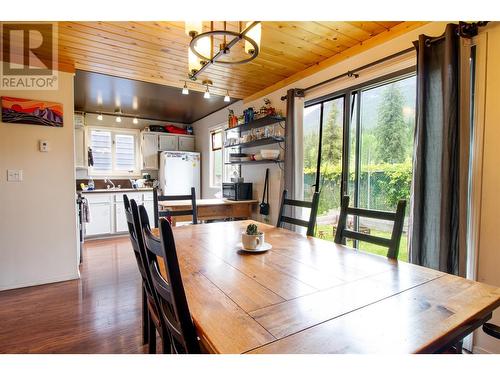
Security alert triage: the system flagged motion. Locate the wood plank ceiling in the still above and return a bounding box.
[57,21,405,99]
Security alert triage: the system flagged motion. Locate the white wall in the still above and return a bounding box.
[0,71,79,290]
[193,22,448,226]
[472,21,500,354]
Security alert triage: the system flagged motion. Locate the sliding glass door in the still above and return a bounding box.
[303,97,344,239]
[302,71,416,261]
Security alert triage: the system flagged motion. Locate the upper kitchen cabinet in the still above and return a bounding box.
[74,113,87,169]
[141,132,159,170]
[178,136,195,152]
[159,134,178,151]
[140,131,195,170]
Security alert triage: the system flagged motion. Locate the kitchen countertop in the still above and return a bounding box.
[78,188,153,194]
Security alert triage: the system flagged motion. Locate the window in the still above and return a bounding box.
[302,70,416,261]
[89,127,139,176]
[210,128,223,187]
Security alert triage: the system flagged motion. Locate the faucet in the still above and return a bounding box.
[104,177,115,189]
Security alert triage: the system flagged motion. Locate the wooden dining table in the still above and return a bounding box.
[152,220,500,354]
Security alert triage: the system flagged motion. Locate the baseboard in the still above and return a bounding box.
[472,345,492,354]
[0,271,80,291]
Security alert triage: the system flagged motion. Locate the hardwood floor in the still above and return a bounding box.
[0,236,149,354]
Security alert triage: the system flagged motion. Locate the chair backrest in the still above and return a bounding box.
[145,216,201,354]
[334,195,407,259]
[153,187,198,227]
[276,189,320,237]
[124,195,154,297]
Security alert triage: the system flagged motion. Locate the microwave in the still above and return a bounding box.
[222,182,253,201]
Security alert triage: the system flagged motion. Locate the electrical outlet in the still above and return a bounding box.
[7,169,23,182]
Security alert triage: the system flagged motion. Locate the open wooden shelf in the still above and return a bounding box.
[224,116,286,133]
[225,159,284,165]
[225,136,285,149]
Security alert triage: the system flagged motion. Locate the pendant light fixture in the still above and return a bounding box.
[185,21,261,80]
[203,79,212,99]
[224,90,230,102]
[182,82,189,95]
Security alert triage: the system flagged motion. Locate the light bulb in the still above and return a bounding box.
[245,22,261,55]
[188,47,201,74]
[115,116,122,123]
[224,90,230,102]
[204,86,210,99]
[182,82,189,95]
[97,114,103,121]
[133,118,138,124]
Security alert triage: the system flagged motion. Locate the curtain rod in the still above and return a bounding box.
[280,46,415,100]
[303,46,415,94]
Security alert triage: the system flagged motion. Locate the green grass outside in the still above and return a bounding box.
[315,224,409,262]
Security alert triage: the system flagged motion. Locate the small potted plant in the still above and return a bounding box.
[242,223,264,250]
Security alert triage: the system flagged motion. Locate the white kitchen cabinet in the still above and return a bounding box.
[178,136,195,151]
[85,194,113,236]
[74,127,86,168]
[115,203,128,233]
[159,134,178,151]
[84,191,154,238]
[141,133,159,170]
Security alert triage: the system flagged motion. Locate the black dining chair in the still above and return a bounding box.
[125,196,171,354]
[142,211,201,354]
[334,195,407,259]
[153,187,198,227]
[123,195,152,347]
[276,189,320,237]
[483,322,500,340]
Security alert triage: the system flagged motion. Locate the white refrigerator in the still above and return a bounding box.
[158,151,201,196]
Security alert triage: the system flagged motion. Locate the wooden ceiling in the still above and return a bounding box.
[57,21,412,100]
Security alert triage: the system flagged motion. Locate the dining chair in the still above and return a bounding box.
[483,323,500,339]
[143,213,202,354]
[276,189,320,237]
[334,195,407,259]
[126,197,171,354]
[123,195,151,346]
[153,187,198,227]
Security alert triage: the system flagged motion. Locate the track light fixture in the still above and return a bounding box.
[182,81,189,95]
[224,90,230,102]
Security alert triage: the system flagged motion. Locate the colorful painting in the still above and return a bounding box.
[1,96,63,127]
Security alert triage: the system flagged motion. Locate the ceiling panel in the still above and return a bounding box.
[74,70,238,124]
[58,21,406,99]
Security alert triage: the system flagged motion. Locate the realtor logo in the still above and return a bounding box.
[1,22,58,90]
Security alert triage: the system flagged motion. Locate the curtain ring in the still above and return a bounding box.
[424,38,432,47]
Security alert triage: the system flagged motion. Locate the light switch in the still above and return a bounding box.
[39,140,49,152]
[7,169,23,182]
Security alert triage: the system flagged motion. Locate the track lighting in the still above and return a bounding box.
[182,82,189,95]
[224,90,230,102]
[204,85,210,99]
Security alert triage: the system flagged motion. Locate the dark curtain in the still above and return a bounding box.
[284,88,298,198]
[410,24,464,275]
